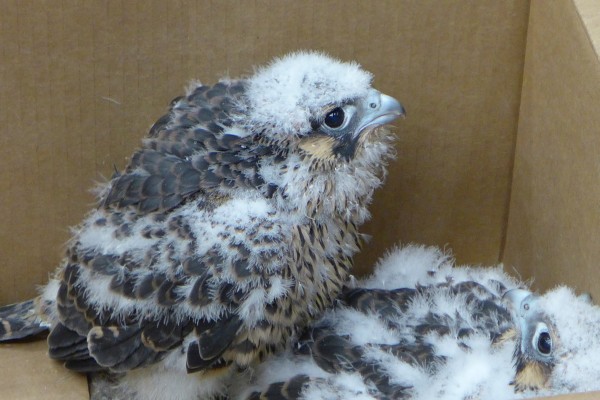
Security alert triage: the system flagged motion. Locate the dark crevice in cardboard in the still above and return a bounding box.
[499,0,532,264]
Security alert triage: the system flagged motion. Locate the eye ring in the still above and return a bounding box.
[324,107,345,129]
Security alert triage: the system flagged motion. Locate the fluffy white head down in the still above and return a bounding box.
[237,244,600,400]
[242,51,373,134]
[362,244,519,291]
[97,349,230,400]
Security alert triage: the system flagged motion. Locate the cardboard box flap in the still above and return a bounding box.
[504,0,600,301]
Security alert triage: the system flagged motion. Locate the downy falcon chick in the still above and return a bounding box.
[239,245,600,400]
[0,52,404,399]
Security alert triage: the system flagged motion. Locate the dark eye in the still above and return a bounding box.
[324,107,345,128]
[537,331,552,355]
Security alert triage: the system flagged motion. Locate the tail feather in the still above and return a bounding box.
[0,299,50,341]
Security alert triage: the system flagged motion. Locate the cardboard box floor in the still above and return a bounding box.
[1,0,599,398]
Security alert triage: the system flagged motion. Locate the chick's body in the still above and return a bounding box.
[9,52,403,399]
[241,245,600,400]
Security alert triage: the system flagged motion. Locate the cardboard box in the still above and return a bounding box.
[0,0,598,398]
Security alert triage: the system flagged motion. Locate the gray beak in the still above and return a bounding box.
[356,90,405,135]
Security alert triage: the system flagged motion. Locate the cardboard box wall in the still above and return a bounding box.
[0,1,598,398]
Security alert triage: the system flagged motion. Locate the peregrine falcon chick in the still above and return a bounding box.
[503,287,600,395]
[239,245,600,400]
[0,52,404,400]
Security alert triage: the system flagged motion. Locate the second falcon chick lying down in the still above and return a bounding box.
[0,52,404,400]
[240,245,600,400]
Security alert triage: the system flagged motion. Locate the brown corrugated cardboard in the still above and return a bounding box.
[355,1,529,274]
[0,340,88,399]
[1,0,598,399]
[537,393,600,400]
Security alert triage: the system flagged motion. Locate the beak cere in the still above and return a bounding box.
[503,289,533,316]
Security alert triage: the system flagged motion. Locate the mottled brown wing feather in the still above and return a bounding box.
[102,80,272,214]
[297,326,413,399]
[50,253,251,374]
[246,375,312,400]
[0,299,48,341]
[48,260,193,373]
[48,322,93,361]
[342,287,417,317]
[55,265,95,335]
[186,314,243,372]
[88,324,164,372]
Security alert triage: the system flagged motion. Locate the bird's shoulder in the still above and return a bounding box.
[101,79,275,214]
